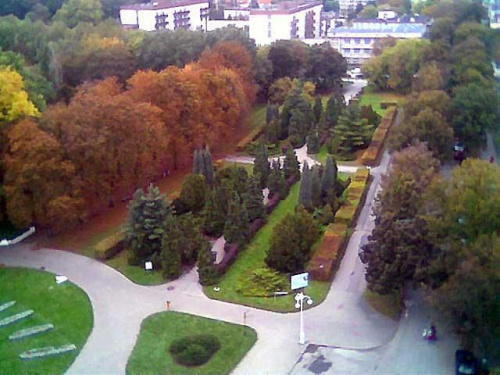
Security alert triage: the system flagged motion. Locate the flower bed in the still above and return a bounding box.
[360,107,397,166]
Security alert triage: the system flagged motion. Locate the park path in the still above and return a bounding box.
[0,79,397,375]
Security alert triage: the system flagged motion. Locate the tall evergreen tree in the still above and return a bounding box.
[288,108,307,147]
[310,166,321,208]
[253,142,271,188]
[306,132,320,154]
[313,95,323,124]
[299,161,312,210]
[268,159,286,198]
[193,149,202,175]
[160,217,182,279]
[223,192,250,246]
[244,176,265,221]
[266,103,280,124]
[202,186,227,237]
[125,184,172,265]
[197,240,219,286]
[321,155,337,197]
[324,94,339,129]
[202,149,215,184]
[283,147,300,181]
[180,174,207,213]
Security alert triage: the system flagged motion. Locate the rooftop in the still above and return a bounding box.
[330,22,427,35]
[250,0,322,15]
[121,0,208,10]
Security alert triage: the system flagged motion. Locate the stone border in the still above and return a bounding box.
[0,301,16,313]
[0,310,33,327]
[20,344,76,360]
[9,324,54,340]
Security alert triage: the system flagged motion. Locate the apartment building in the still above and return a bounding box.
[328,19,427,66]
[249,0,323,45]
[120,0,210,31]
[484,0,500,28]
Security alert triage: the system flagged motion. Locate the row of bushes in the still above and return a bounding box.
[307,168,371,281]
[216,177,299,276]
[94,231,124,260]
[360,107,398,166]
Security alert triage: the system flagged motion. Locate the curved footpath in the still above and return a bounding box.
[0,79,401,375]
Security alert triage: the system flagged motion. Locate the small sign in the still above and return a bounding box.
[291,272,309,290]
[55,275,68,284]
[144,261,153,271]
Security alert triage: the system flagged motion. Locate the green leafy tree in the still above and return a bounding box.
[333,103,373,155]
[265,206,319,273]
[160,217,182,279]
[313,95,323,124]
[321,155,337,198]
[124,184,172,265]
[253,142,270,188]
[299,161,312,210]
[53,0,104,28]
[266,103,280,124]
[283,147,300,181]
[202,186,227,237]
[244,176,265,221]
[180,174,207,213]
[280,85,313,140]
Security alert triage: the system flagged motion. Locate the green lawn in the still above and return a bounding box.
[0,268,93,375]
[106,251,166,286]
[249,104,266,129]
[359,86,404,116]
[204,183,331,312]
[126,311,256,375]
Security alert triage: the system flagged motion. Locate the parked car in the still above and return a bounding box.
[453,142,466,163]
[456,350,477,375]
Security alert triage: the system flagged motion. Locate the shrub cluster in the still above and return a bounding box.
[94,231,124,260]
[307,168,370,281]
[360,107,397,166]
[169,334,221,367]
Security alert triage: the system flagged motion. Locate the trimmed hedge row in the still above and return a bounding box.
[94,231,124,260]
[360,107,398,166]
[307,168,371,281]
[236,123,266,151]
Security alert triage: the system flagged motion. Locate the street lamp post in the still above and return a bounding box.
[295,291,313,345]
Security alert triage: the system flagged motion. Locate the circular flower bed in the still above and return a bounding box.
[169,334,221,367]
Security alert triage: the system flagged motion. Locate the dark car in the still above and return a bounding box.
[456,350,477,375]
[453,142,466,163]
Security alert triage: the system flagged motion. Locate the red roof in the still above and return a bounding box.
[121,0,208,10]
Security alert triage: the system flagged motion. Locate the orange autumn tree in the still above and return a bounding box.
[4,120,85,233]
[42,78,167,214]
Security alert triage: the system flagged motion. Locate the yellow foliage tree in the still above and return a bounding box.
[0,68,39,123]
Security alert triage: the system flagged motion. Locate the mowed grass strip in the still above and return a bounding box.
[126,311,256,375]
[204,183,330,312]
[359,86,404,116]
[0,268,93,375]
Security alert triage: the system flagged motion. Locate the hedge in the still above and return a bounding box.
[95,231,124,260]
[216,243,240,274]
[360,107,398,166]
[236,123,266,151]
[307,168,371,281]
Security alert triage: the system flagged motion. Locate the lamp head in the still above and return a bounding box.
[295,302,301,309]
[307,299,313,306]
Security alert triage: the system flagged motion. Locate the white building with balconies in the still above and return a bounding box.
[328,19,427,66]
[120,0,210,31]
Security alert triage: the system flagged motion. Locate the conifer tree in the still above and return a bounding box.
[266,103,280,124]
[321,155,337,198]
[201,149,215,184]
[283,147,300,181]
[244,176,265,221]
[299,161,312,210]
[333,103,373,155]
[125,184,172,265]
[253,142,271,188]
[313,95,323,124]
[193,149,201,175]
[224,192,249,246]
[268,159,285,198]
[288,108,307,147]
[306,132,320,154]
[197,240,219,286]
[180,174,207,213]
[202,186,227,237]
[310,166,321,208]
[160,217,182,279]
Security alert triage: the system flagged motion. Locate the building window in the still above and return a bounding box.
[268,21,272,38]
[173,10,191,30]
[304,10,315,38]
[364,38,371,44]
[354,48,360,53]
[290,17,299,39]
[155,12,169,30]
[345,38,351,43]
[355,38,360,44]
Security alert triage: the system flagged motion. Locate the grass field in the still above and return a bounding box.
[359,86,404,116]
[204,183,331,312]
[106,251,165,286]
[126,311,256,375]
[0,268,93,375]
